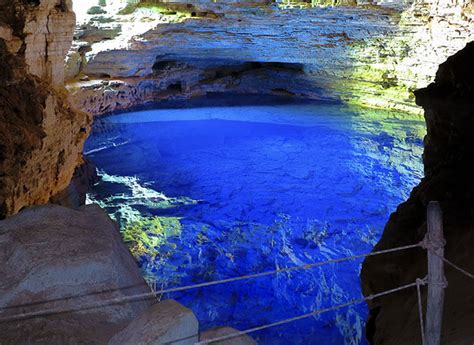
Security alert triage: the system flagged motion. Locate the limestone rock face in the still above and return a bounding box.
[0,43,90,218]
[1,0,76,87]
[0,25,22,54]
[0,204,154,344]
[361,42,474,345]
[68,61,325,115]
[345,0,474,111]
[67,2,404,114]
[66,0,473,116]
[23,0,76,87]
[200,327,258,345]
[0,0,91,219]
[50,157,99,208]
[108,299,199,345]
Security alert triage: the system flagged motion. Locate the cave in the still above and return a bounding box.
[0,0,473,344]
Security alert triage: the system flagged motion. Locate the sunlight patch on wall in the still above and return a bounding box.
[329,0,474,114]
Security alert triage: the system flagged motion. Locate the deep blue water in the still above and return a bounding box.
[85,101,425,344]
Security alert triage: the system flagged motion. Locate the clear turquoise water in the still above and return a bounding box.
[85,101,425,344]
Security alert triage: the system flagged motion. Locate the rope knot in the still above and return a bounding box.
[416,277,428,286]
[420,236,446,251]
[426,277,448,289]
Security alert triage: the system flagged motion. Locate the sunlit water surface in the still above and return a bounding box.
[85,101,425,344]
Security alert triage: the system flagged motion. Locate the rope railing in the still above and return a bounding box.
[2,201,471,345]
[416,278,427,345]
[0,242,421,324]
[197,278,427,345]
[428,250,474,281]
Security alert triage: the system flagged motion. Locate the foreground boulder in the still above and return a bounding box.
[0,204,153,344]
[108,299,199,345]
[200,327,258,345]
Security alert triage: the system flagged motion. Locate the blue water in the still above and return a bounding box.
[85,101,425,344]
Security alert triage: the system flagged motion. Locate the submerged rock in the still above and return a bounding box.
[108,299,199,345]
[200,327,258,345]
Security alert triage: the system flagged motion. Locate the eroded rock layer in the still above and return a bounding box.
[361,42,474,345]
[0,0,91,218]
[66,0,473,115]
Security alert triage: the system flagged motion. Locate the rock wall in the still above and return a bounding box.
[65,0,473,116]
[65,1,402,115]
[68,61,326,115]
[1,0,76,87]
[0,0,91,218]
[361,42,474,345]
[340,0,474,112]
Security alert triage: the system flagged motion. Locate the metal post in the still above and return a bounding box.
[425,201,446,345]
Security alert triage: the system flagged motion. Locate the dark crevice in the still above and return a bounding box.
[167,82,182,92]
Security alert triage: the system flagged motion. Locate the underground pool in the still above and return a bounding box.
[84,98,425,344]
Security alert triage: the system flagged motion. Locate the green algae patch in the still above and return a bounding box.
[323,30,424,115]
[85,171,199,263]
[122,215,182,259]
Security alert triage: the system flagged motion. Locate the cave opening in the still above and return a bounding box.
[1,0,473,344]
[72,0,470,343]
